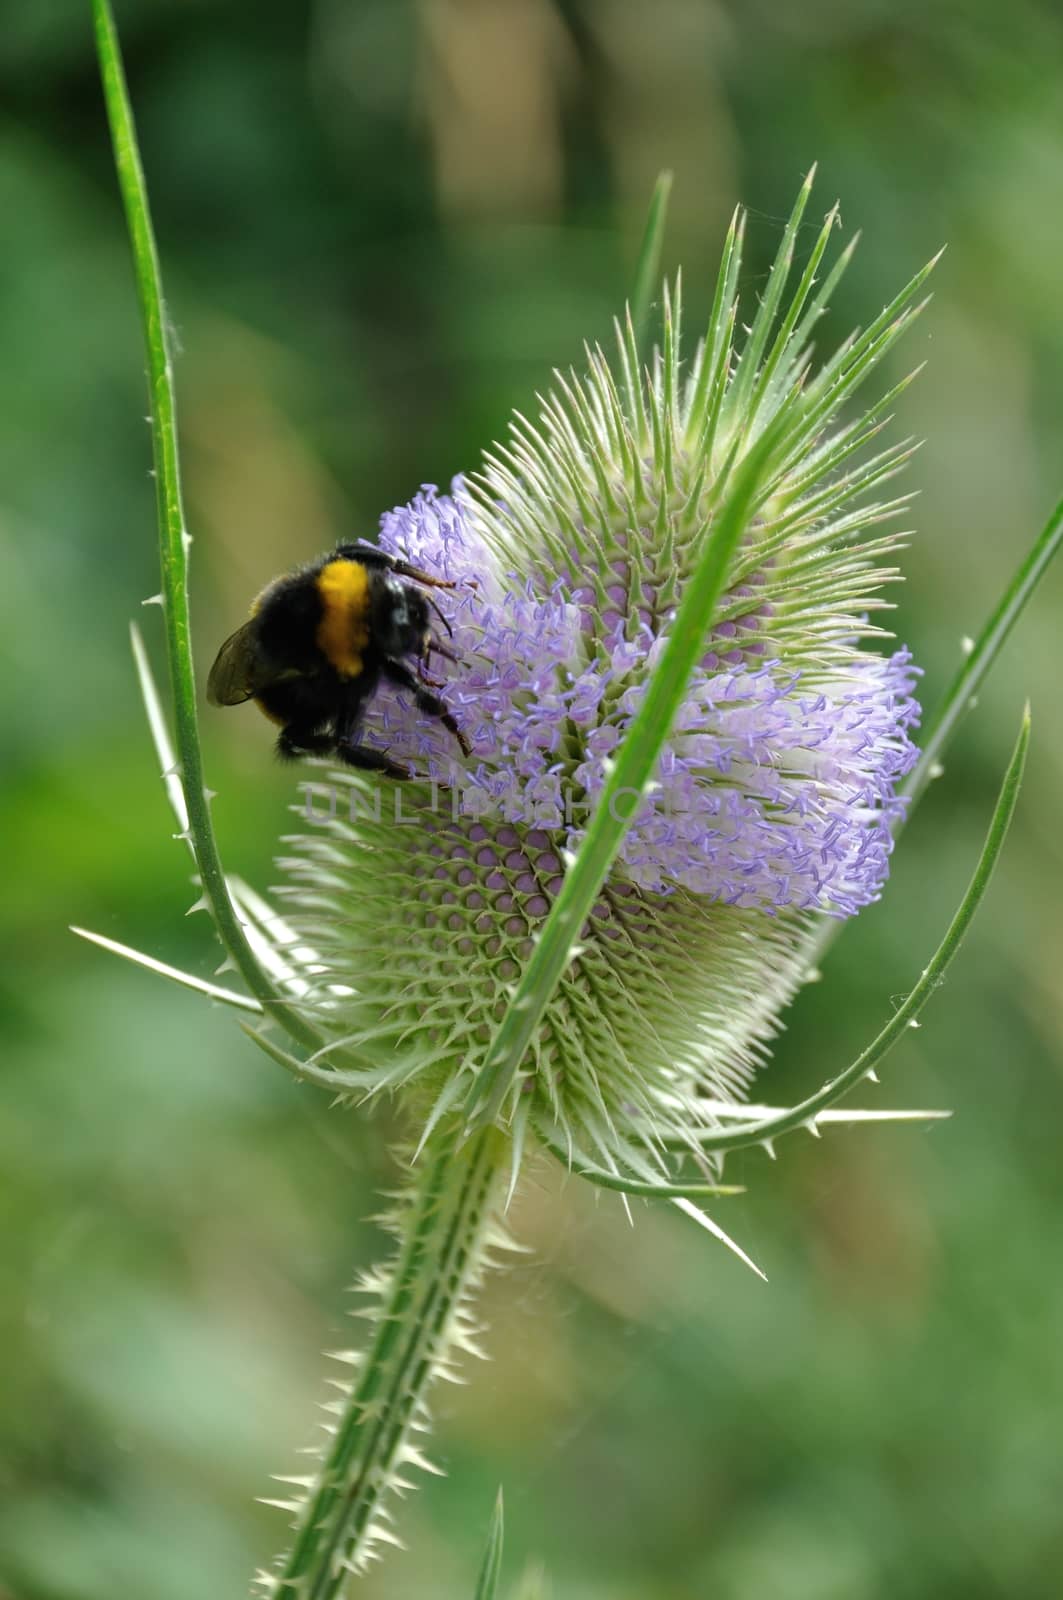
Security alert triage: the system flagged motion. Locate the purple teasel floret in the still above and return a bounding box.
[357,484,921,919]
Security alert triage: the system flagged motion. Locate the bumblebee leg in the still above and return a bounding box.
[329,677,413,780]
[391,559,458,591]
[276,725,335,762]
[334,745,413,780]
[333,541,458,592]
[417,646,447,689]
[382,659,471,758]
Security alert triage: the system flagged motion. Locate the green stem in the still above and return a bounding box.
[274,1124,505,1596]
[92,0,321,1052]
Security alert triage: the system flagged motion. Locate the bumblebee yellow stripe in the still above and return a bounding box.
[315,559,371,678]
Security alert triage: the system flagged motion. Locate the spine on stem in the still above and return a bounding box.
[256,1124,507,1598]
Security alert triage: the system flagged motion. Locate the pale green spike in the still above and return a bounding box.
[398,1444,446,1478]
[690,1103,950,1127]
[473,1488,505,1600]
[630,168,672,350]
[551,369,623,524]
[658,276,679,494]
[618,304,651,455]
[72,926,262,1013]
[684,203,742,448]
[776,368,925,506]
[788,227,861,363]
[587,344,640,486]
[129,620,189,835]
[364,1524,407,1552]
[672,1197,768,1281]
[726,165,816,428]
[413,1074,469,1162]
[693,291,740,471]
[797,276,936,439]
[750,200,841,423]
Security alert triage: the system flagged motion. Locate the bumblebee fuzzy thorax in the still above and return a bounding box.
[314,559,371,680]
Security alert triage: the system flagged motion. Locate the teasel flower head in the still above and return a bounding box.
[278,181,927,1185]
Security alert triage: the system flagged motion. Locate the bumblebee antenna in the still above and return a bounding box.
[426,595,454,638]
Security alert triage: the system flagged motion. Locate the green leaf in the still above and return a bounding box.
[687,704,1030,1157]
[92,0,322,1055]
[473,1488,505,1600]
[630,170,673,353]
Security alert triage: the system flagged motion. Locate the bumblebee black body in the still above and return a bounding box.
[207,541,469,779]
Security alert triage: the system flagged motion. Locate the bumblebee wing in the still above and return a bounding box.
[207,621,268,706]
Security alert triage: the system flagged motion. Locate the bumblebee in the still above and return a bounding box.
[207,541,470,779]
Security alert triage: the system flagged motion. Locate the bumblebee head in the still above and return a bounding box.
[377,576,431,660]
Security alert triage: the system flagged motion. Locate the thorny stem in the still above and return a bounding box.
[272,1124,505,1597]
[92,0,323,1053]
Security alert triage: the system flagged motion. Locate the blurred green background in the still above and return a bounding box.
[2,1,1062,1596]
